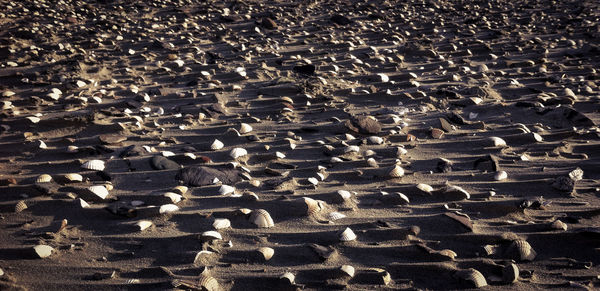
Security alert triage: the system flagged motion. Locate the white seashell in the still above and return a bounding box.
[366,157,378,167]
[172,186,188,195]
[38,140,47,149]
[316,172,325,181]
[445,185,470,199]
[376,73,389,82]
[239,123,253,134]
[161,151,175,157]
[67,145,79,153]
[494,171,508,181]
[183,153,196,159]
[489,136,507,147]
[397,147,408,155]
[15,200,27,213]
[345,145,360,153]
[36,174,52,183]
[88,185,109,199]
[136,220,153,231]
[337,190,352,200]
[367,136,383,144]
[2,90,15,97]
[387,164,405,178]
[339,227,357,242]
[77,198,90,208]
[81,160,105,171]
[163,192,182,203]
[328,212,347,221]
[201,231,223,241]
[257,247,274,261]
[330,157,343,163]
[26,116,41,124]
[159,204,179,214]
[249,209,274,228]
[230,147,248,159]
[280,272,295,284]
[569,168,583,181]
[33,245,54,258]
[213,218,231,230]
[308,177,319,186]
[339,265,355,277]
[210,139,224,150]
[275,151,286,159]
[416,183,434,194]
[219,185,235,195]
[63,173,83,182]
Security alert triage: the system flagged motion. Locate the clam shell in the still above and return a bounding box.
[366,157,378,167]
[327,212,347,221]
[219,185,235,195]
[345,145,360,153]
[33,245,54,259]
[279,272,295,284]
[159,204,179,214]
[88,185,109,199]
[162,192,182,203]
[337,190,352,200]
[210,139,224,150]
[201,231,222,241]
[494,171,508,181]
[81,160,105,171]
[136,220,153,231]
[339,265,355,278]
[386,164,405,178]
[381,192,410,205]
[63,173,83,182]
[307,177,319,186]
[505,240,536,261]
[502,263,519,283]
[197,274,220,291]
[239,123,253,134]
[367,136,383,144]
[444,185,470,200]
[229,147,248,159]
[550,219,568,231]
[489,136,507,147]
[257,247,275,261]
[416,183,434,194]
[339,227,357,242]
[172,185,188,195]
[454,268,487,288]
[213,218,231,230]
[249,209,274,228]
[15,200,27,213]
[362,268,391,285]
[293,197,323,216]
[36,174,53,183]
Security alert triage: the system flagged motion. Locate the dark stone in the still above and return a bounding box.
[292,64,316,75]
[176,166,241,186]
[150,156,181,170]
[331,14,352,25]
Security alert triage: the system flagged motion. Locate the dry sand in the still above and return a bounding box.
[0,0,599,290]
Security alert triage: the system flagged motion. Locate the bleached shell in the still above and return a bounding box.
[387,165,405,178]
[416,183,434,194]
[136,220,153,231]
[33,245,54,259]
[568,168,583,181]
[81,160,105,171]
[197,274,220,291]
[88,185,109,199]
[382,192,410,205]
[172,185,188,195]
[257,247,275,261]
[15,200,27,213]
[229,147,248,159]
[219,185,235,195]
[2,90,15,97]
[339,265,355,278]
[345,145,360,153]
[308,177,319,186]
[201,230,223,241]
[327,212,347,221]
[438,249,457,260]
[454,268,487,288]
[159,204,179,214]
[26,116,40,124]
[239,123,253,134]
[339,227,357,242]
[249,209,274,228]
[36,174,53,183]
[77,198,90,208]
[506,240,536,261]
[366,157,378,167]
[297,197,322,216]
[337,190,352,200]
[550,220,568,231]
[445,185,470,199]
[364,149,376,156]
[210,139,224,150]
[213,218,231,230]
[489,136,507,147]
[502,263,519,283]
[494,171,508,181]
[63,173,83,182]
[163,192,183,203]
[279,272,295,284]
[330,157,343,163]
[67,145,79,153]
[161,151,175,157]
[376,73,390,83]
[367,136,384,144]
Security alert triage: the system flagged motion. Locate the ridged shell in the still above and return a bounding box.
[197,275,220,291]
[239,123,253,134]
[172,185,188,195]
[339,265,355,278]
[327,212,346,221]
[219,185,235,195]
[506,240,536,261]
[36,174,52,183]
[33,245,54,259]
[257,247,274,261]
[386,164,405,178]
[136,220,153,231]
[569,168,583,181]
[502,263,519,283]
[454,268,487,288]
[201,231,222,241]
[88,185,109,199]
[210,139,224,150]
[438,249,457,260]
[15,200,27,213]
[494,170,508,181]
[444,185,470,200]
[229,147,247,159]
[81,160,105,171]
[159,204,179,214]
[339,227,357,242]
[489,136,507,147]
[63,173,83,182]
[249,209,274,228]
[295,197,322,216]
[213,218,231,230]
[381,192,410,205]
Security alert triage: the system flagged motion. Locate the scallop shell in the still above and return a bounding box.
[15,200,27,213]
[81,160,105,171]
[502,263,519,283]
[88,185,109,199]
[338,227,357,242]
[201,231,222,241]
[210,139,224,150]
[367,136,383,144]
[249,209,274,228]
[36,174,53,183]
[172,185,188,195]
[229,147,248,159]
[327,212,347,221]
[307,177,319,186]
[550,220,568,231]
[136,220,153,231]
[197,274,220,291]
[386,164,405,178]
[489,136,507,147]
[257,247,274,261]
[337,190,352,200]
[159,204,179,214]
[293,197,322,216]
[213,218,231,230]
[239,123,253,134]
[63,173,83,182]
[494,171,508,181]
[339,265,355,278]
[454,268,487,288]
[505,240,536,261]
[219,185,235,195]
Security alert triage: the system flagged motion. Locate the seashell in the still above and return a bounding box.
[339,265,355,278]
[63,173,83,182]
[307,177,319,186]
[386,164,405,178]
[380,192,410,205]
[136,220,153,231]
[293,197,323,216]
[502,263,519,283]
[249,209,274,228]
[327,212,347,221]
[88,185,109,199]
[279,272,295,285]
[213,218,231,230]
[256,247,274,261]
[568,168,583,181]
[26,116,40,124]
[361,268,391,285]
[550,219,568,231]
[67,145,79,153]
[280,97,294,104]
[161,151,175,157]
[345,145,360,153]
[33,245,54,259]
[15,200,27,213]
[367,136,383,144]
[36,174,53,183]
[38,140,47,149]
[416,183,434,194]
[76,198,90,208]
[239,123,253,134]
[483,244,500,256]
[2,90,15,97]
[454,268,487,288]
[219,185,235,195]
[489,136,507,147]
[330,157,343,163]
[197,274,220,291]
[159,204,179,214]
[397,147,408,156]
[236,208,252,216]
[494,171,508,181]
[229,147,248,159]
[444,185,470,200]
[81,160,105,171]
[438,249,458,260]
[505,240,536,261]
[210,139,224,150]
[376,73,389,83]
[172,186,188,195]
[162,192,182,203]
[201,231,222,241]
[364,149,376,156]
[337,190,352,201]
[338,227,357,242]
[366,157,378,167]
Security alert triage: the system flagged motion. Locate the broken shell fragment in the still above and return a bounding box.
[256,247,275,261]
[454,268,487,288]
[219,185,235,195]
[327,212,347,221]
[339,265,355,278]
[81,160,105,171]
[239,123,253,134]
[201,231,223,241]
[33,245,54,259]
[338,227,357,242]
[210,139,224,150]
[502,263,519,283]
[136,220,153,231]
[230,147,248,159]
[213,218,231,230]
[249,209,274,228]
[87,185,109,200]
